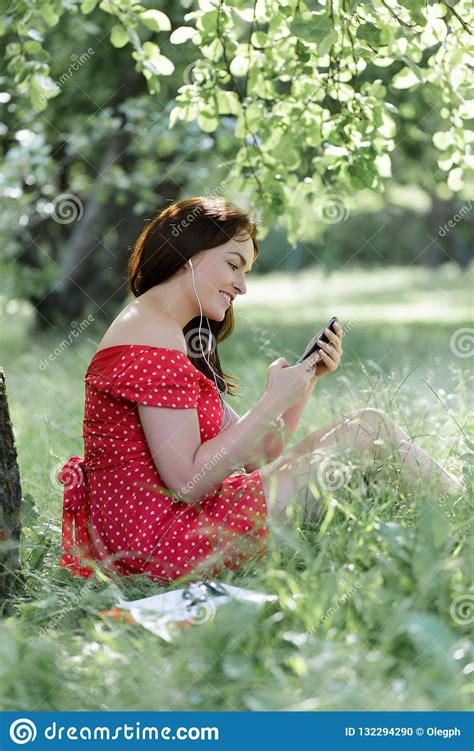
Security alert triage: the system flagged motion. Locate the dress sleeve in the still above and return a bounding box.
[111,349,201,408]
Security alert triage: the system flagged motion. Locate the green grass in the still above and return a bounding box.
[0,262,472,711]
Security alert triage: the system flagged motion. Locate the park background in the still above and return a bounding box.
[0,0,472,712]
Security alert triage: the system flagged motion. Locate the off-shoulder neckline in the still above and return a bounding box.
[89,344,220,391]
[91,344,188,360]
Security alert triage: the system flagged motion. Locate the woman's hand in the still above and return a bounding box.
[264,350,324,415]
[263,322,344,415]
[309,320,344,382]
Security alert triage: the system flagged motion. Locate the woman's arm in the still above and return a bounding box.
[221,401,283,472]
[139,389,282,505]
[221,322,344,473]
[223,379,319,472]
[280,378,318,442]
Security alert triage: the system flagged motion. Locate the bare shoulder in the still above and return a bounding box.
[95,297,186,354]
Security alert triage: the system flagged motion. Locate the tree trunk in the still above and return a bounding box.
[0,369,23,613]
[32,169,183,329]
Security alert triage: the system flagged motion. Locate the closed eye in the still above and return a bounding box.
[228,262,239,271]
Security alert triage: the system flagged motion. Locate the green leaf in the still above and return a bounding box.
[312,14,335,44]
[110,24,129,49]
[145,76,161,96]
[168,105,182,129]
[316,501,336,537]
[319,28,338,55]
[447,166,463,191]
[81,0,98,12]
[201,38,224,62]
[290,13,334,44]
[433,131,455,150]
[24,41,43,55]
[153,55,174,76]
[216,89,240,116]
[197,111,219,133]
[400,55,425,82]
[230,55,250,77]
[32,73,56,98]
[400,0,427,26]
[357,22,382,46]
[392,67,422,89]
[251,30,267,48]
[139,9,171,33]
[199,10,219,34]
[251,72,275,100]
[289,15,313,42]
[21,492,41,526]
[5,42,21,60]
[142,43,175,76]
[348,158,377,188]
[169,26,196,44]
[39,4,60,26]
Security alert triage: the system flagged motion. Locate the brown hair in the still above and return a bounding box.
[127,196,259,397]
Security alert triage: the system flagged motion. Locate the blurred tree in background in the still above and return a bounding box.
[0,0,472,328]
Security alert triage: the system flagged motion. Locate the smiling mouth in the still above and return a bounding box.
[219,291,232,305]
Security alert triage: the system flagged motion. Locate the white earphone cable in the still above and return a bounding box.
[188,258,232,430]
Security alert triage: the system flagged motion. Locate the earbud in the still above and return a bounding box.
[188,259,193,269]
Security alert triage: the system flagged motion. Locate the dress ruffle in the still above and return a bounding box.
[58,455,95,578]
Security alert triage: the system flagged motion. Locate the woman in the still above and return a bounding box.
[59,196,461,584]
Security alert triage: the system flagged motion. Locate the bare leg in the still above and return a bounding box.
[259,407,463,524]
[288,408,461,491]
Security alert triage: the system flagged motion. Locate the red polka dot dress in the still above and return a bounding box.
[59,345,269,584]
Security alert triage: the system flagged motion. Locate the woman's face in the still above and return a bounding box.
[190,234,255,321]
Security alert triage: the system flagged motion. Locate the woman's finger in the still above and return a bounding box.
[319,350,339,370]
[333,322,344,338]
[323,327,342,350]
[317,339,338,358]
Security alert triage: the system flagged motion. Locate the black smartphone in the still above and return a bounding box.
[295,316,339,364]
